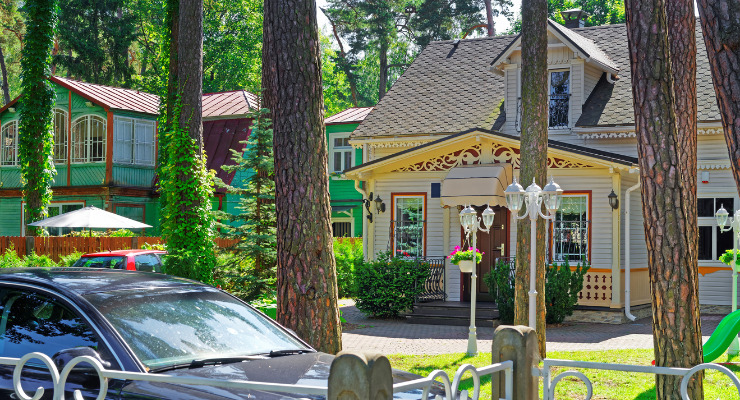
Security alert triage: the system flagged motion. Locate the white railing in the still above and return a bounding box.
[540,358,740,400]
[0,352,513,400]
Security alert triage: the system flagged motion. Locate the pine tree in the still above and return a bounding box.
[216,106,276,300]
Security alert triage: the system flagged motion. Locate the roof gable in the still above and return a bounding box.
[325,107,373,125]
[203,90,258,119]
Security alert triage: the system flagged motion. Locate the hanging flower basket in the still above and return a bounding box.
[458,259,475,273]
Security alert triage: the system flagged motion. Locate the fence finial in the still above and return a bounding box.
[492,325,539,400]
[328,352,393,400]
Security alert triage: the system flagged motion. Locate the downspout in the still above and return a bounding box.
[625,175,640,321]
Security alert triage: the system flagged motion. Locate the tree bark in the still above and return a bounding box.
[514,0,548,358]
[0,44,10,105]
[166,0,179,131]
[625,0,704,398]
[379,37,388,100]
[484,0,495,36]
[262,0,342,354]
[177,0,203,153]
[697,0,740,196]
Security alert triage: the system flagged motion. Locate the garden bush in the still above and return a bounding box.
[483,259,515,324]
[353,251,430,318]
[546,259,590,324]
[0,247,59,268]
[213,252,275,303]
[333,238,363,298]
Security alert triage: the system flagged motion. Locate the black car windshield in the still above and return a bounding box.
[84,288,309,369]
[72,256,125,269]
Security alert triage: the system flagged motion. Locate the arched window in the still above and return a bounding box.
[53,109,68,163]
[0,120,18,166]
[71,115,106,163]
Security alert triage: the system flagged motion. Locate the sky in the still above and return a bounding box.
[315,0,524,41]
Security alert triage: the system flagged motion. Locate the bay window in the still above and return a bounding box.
[392,194,425,258]
[551,194,589,263]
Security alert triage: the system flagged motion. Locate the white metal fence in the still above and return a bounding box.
[0,351,514,400]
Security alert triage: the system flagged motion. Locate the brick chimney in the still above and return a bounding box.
[560,9,589,29]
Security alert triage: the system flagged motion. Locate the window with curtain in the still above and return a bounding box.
[1,120,18,166]
[53,109,68,163]
[392,195,425,258]
[114,117,155,166]
[549,70,570,129]
[72,115,106,163]
[552,195,589,263]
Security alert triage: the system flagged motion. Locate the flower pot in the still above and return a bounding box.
[457,260,475,273]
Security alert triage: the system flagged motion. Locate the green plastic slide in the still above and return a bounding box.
[703,309,740,362]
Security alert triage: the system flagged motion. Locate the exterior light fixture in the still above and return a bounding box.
[374,195,385,213]
[716,204,740,355]
[608,190,619,210]
[505,178,525,212]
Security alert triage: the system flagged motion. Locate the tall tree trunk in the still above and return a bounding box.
[625,0,704,398]
[262,0,342,354]
[379,37,388,100]
[485,0,495,36]
[514,0,548,357]
[0,45,10,105]
[698,0,740,195]
[324,13,359,106]
[178,0,202,152]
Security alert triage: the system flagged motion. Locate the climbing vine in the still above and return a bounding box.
[18,0,58,236]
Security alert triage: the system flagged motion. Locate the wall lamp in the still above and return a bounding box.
[608,190,619,210]
[363,192,386,223]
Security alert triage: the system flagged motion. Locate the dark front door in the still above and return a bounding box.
[461,205,509,302]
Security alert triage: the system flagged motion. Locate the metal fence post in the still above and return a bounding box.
[491,325,540,400]
[328,352,393,400]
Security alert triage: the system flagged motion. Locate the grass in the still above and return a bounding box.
[388,349,740,400]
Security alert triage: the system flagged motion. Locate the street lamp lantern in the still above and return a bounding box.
[505,178,525,211]
[542,176,564,214]
[716,205,729,229]
[460,205,477,231]
[482,206,496,229]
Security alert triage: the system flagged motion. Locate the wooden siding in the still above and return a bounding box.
[570,60,584,126]
[0,167,22,188]
[112,165,156,187]
[0,198,22,236]
[503,66,519,134]
[52,166,68,187]
[584,64,603,101]
[70,164,106,186]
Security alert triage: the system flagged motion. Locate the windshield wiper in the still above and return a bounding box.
[149,355,267,373]
[267,349,314,357]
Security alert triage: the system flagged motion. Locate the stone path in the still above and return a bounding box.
[340,300,724,355]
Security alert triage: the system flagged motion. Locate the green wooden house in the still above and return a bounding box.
[325,107,371,238]
[0,77,255,236]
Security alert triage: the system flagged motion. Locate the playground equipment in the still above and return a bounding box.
[704,309,740,362]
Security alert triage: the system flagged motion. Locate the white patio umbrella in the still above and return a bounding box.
[28,206,152,230]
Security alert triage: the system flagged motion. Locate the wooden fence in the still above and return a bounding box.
[0,236,238,262]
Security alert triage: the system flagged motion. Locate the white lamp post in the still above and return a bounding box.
[505,177,563,329]
[459,204,495,356]
[716,204,740,355]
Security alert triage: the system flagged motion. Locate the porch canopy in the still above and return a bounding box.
[440,163,513,207]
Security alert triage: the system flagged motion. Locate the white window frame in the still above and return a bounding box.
[1,120,18,166]
[53,108,68,164]
[113,116,155,166]
[551,193,590,264]
[329,132,354,174]
[392,194,426,258]
[698,195,738,265]
[21,201,86,236]
[548,68,571,130]
[71,115,106,163]
[331,217,354,238]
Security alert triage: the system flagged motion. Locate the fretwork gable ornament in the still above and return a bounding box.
[392,142,594,172]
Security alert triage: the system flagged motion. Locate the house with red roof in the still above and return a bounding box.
[0,77,254,236]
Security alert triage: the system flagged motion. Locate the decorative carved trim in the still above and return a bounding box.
[353,140,430,149]
[580,127,722,139]
[698,161,731,170]
[392,142,595,172]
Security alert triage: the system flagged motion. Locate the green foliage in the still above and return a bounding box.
[0,0,24,103]
[56,0,137,86]
[320,33,355,115]
[66,229,136,237]
[18,0,57,236]
[545,259,590,324]
[483,259,515,324]
[0,247,59,268]
[213,251,275,303]
[141,242,166,250]
[719,249,740,268]
[215,106,275,298]
[58,251,83,267]
[23,252,56,267]
[0,246,23,268]
[250,295,277,320]
[353,251,430,318]
[506,0,625,34]
[334,238,363,298]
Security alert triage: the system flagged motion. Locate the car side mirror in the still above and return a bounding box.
[52,347,111,373]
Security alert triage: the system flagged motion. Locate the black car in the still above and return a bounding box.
[0,268,436,399]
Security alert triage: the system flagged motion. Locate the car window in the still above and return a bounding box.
[85,289,309,369]
[0,289,113,363]
[134,254,161,272]
[72,256,125,269]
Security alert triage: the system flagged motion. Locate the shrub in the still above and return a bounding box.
[22,252,57,268]
[546,259,590,324]
[334,238,363,298]
[353,251,430,318]
[213,252,275,303]
[58,251,83,267]
[483,259,515,324]
[0,247,24,268]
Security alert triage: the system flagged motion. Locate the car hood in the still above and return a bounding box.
[121,352,439,400]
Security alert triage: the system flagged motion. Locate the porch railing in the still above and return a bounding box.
[416,257,446,302]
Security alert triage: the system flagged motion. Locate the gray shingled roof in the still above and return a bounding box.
[353,21,721,138]
[548,20,619,73]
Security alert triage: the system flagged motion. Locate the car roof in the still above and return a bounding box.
[0,268,208,296]
[81,249,167,257]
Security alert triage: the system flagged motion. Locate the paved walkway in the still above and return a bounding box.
[340,301,724,355]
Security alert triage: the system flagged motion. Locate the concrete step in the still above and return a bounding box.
[405,313,499,326]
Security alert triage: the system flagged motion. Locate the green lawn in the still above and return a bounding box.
[388,349,740,399]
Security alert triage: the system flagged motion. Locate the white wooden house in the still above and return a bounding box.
[343,16,734,320]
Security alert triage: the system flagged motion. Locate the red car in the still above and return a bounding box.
[71,249,167,272]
